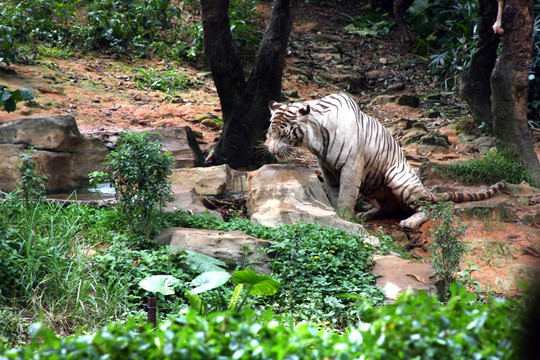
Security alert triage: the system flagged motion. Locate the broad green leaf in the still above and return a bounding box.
[228,284,244,311]
[190,271,231,294]
[1,89,11,102]
[19,88,36,101]
[233,269,281,296]
[185,249,228,273]
[138,275,181,295]
[4,97,16,112]
[185,290,204,315]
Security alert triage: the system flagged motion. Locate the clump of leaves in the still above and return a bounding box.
[134,67,197,94]
[268,222,383,326]
[423,200,467,302]
[6,287,526,359]
[0,86,36,113]
[444,147,533,185]
[91,130,174,237]
[344,10,395,37]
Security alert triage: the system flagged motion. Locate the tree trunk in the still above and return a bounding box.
[459,0,500,129]
[201,0,298,170]
[491,0,540,185]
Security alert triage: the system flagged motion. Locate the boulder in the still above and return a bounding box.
[0,115,108,192]
[247,164,368,235]
[373,255,437,301]
[149,127,204,168]
[169,164,247,196]
[163,184,221,218]
[154,227,274,274]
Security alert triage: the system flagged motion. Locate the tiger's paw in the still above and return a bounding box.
[399,211,427,230]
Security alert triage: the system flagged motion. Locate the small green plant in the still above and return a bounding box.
[344,11,395,37]
[182,250,280,314]
[91,130,174,237]
[0,86,36,112]
[423,200,467,302]
[134,67,196,94]
[15,148,47,215]
[444,147,533,185]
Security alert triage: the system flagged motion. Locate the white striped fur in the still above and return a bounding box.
[266,93,505,229]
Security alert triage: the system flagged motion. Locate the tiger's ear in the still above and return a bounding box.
[269,101,281,113]
[298,104,310,116]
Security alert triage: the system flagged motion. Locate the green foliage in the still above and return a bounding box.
[134,67,197,94]
[138,275,182,296]
[344,11,395,37]
[96,130,174,237]
[14,148,47,215]
[0,86,36,112]
[0,25,16,65]
[443,147,533,185]
[268,222,383,326]
[423,201,467,301]
[2,288,526,359]
[0,0,261,60]
[407,0,478,89]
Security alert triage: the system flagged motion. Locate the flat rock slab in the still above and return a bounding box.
[163,184,221,218]
[169,164,248,196]
[154,227,274,274]
[373,255,437,301]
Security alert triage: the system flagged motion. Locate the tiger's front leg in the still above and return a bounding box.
[337,159,364,217]
[319,164,340,208]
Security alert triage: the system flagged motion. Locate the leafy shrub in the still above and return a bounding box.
[443,147,533,185]
[1,288,526,359]
[0,86,36,113]
[93,130,174,237]
[423,200,467,301]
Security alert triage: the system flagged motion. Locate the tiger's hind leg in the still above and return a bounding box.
[399,211,428,230]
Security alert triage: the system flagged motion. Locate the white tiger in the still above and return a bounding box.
[265,93,505,229]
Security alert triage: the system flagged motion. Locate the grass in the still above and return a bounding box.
[134,67,197,94]
[442,147,533,185]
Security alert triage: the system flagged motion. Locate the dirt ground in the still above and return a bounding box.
[1,1,539,297]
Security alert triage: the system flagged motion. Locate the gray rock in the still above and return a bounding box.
[155,227,274,274]
[0,115,108,192]
[149,127,205,168]
[163,184,221,218]
[169,164,247,196]
[247,164,368,235]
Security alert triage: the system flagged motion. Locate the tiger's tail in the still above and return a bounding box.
[432,180,506,203]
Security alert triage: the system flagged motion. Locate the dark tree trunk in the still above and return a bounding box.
[459,0,500,129]
[201,0,298,170]
[491,0,540,184]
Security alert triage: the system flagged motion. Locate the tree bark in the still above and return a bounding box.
[491,0,540,184]
[201,0,298,170]
[459,0,500,129]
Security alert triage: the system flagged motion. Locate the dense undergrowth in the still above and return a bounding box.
[0,137,534,358]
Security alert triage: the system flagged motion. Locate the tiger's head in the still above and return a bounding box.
[265,101,311,162]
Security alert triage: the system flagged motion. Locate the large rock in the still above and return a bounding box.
[154,227,274,274]
[373,255,437,301]
[149,127,204,168]
[0,115,108,192]
[163,183,221,218]
[247,164,368,235]
[169,164,248,196]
